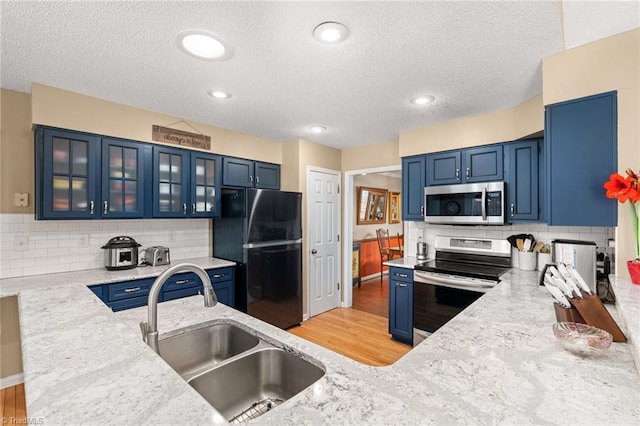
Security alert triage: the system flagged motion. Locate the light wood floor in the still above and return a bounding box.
[289,276,410,366]
[1,383,26,423]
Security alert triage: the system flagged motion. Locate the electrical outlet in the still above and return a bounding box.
[169,231,176,242]
[14,236,28,251]
[79,234,89,247]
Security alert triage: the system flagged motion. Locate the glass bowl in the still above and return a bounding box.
[552,322,613,356]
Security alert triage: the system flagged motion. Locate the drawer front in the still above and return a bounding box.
[107,278,155,302]
[207,267,234,284]
[108,296,148,312]
[389,267,413,283]
[163,286,201,302]
[162,272,200,292]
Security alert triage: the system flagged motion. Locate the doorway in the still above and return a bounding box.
[343,165,403,313]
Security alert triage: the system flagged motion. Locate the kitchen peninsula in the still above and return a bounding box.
[1,259,639,424]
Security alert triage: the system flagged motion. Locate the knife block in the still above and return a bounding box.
[554,292,627,343]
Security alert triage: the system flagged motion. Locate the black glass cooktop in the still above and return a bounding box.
[415,259,510,281]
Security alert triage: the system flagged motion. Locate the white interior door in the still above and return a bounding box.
[308,168,341,317]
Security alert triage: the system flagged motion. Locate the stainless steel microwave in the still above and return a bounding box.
[424,181,506,225]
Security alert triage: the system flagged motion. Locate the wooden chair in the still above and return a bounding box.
[376,229,402,285]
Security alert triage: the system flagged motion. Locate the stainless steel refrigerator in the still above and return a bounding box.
[213,188,302,329]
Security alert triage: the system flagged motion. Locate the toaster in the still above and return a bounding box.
[142,246,170,266]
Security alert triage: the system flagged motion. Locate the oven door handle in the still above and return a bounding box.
[481,186,487,221]
[414,272,494,289]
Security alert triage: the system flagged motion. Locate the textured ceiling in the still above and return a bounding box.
[1,1,638,149]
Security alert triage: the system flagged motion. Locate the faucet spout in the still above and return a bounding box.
[140,263,217,353]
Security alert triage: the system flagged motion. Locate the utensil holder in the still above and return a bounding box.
[518,251,536,271]
[537,253,552,271]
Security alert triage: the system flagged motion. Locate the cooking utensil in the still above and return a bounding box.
[567,265,592,295]
[533,241,544,252]
[543,282,571,308]
[516,239,524,251]
[545,274,572,297]
[523,239,532,252]
[557,263,583,297]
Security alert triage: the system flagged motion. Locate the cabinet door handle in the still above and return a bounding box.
[124,287,141,293]
[192,203,196,214]
[510,204,515,217]
[182,203,187,215]
[397,283,407,287]
[90,201,95,215]
[466,167,470,179]
[175,280,189,285]
[456,168,460,180]
[212,273,224,278]
[420,205,424,215]
[398,273,408,278]
[256,176,260,184]
[103,201,108,215]
[249,175,253,184]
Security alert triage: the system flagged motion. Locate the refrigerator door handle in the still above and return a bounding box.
[243,238,302,249]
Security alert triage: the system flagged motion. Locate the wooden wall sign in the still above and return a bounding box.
[152,125,211,150]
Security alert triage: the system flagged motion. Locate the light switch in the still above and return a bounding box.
[14,192,29,207]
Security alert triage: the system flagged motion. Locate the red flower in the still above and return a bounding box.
[604,173,633,202]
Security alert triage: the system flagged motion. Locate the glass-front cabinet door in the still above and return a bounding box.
[152,146,189,217]
[102,138,150,218]
[38,128,99,219]
[190,152,221,217]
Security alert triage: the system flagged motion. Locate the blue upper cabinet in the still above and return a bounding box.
[545,91,617,226]
[426,151,461,185]
[37,127,100,219]
[426,146,502,186]
[463,145,503,183]
[222,157,280,189]
[190,152,222,218]
[101,138,151,219]
[254,161,280,189]
[402,155,427,220]
[152,145,190,218]
[505,140,540,221]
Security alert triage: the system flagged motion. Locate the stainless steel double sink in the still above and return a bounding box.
[157,321,325,423]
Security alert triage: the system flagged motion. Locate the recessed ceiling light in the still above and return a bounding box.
[313,22,350,44]
[411,95,435,105]
[207,90,232,99]
[309,126,327,133]
[177,30,234,61]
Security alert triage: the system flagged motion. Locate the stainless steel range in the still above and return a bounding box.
[412,235,511,345]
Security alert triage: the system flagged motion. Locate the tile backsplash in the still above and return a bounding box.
[0,214,211,279]
[405,222,615,268]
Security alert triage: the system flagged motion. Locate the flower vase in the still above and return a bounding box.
[627,260,640,285]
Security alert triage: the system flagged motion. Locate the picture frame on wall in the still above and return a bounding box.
[388,191,401,223]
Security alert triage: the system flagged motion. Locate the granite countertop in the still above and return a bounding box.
[3,260,640,424]
[383,256,427,269]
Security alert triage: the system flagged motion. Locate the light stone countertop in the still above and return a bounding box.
[3,260,640,424]
[383,256,427,269]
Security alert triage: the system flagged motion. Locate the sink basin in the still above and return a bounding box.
[188,348,325,423]
[158,323,260,378]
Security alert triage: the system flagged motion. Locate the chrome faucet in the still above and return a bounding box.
[140,263,217,353]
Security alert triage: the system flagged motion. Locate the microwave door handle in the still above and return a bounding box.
[481,186,487,221]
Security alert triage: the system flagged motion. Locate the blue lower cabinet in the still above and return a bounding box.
[88,266,236,312]
[388,267,413,345]
[108,296,150,312]
[88,285,105,302]
[212,281,234,307]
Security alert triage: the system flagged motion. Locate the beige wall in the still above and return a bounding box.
[31,83,282,163]
[399,94,544,157]
[353,174,402,241]
[341,140,400,171]
[0,296,23,380]
[0,89,34,213]
[543,28,640,274]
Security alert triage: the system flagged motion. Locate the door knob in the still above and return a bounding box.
[311,249,317,254]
